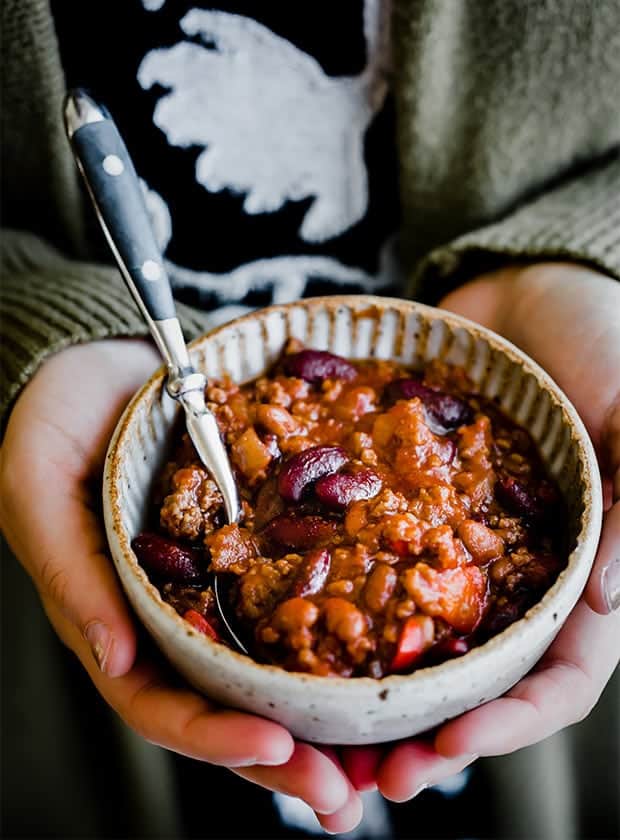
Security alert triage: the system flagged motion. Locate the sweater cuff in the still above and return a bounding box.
[410,151,620,303]
[0,230,211,425]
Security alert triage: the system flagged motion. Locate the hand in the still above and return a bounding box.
[341,263,620,801]
[0,339,362,832]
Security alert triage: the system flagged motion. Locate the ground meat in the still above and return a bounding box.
[160,465,223,540]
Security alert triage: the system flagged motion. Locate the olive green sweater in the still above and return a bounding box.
[2,0,620,427]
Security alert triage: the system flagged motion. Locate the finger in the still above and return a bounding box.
[435,599,620,758]
[600,394,620,496]
[585,501,620,615]
[316,783,364,835]
[341,746,383,791]
[310,747,364,834]
[3,477,137,677]
[46,598,295,767]
[438,269,519,332]
[376,740,476,802]
[233,743,352,815]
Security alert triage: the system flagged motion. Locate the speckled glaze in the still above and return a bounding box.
[103,296,603,744]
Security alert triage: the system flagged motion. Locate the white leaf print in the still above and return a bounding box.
[137,6,390,243]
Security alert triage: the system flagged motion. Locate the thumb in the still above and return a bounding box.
[585,501,620,616]
[586,398,620,615]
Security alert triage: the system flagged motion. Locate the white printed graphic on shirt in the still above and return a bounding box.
[142,179,401,326]
[137,2,400,309]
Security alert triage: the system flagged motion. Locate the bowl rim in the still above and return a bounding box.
[105,295,603,691]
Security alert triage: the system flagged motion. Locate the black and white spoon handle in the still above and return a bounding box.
[63,87,190,375]
[64,89,241,524]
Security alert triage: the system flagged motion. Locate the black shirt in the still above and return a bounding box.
[52,0,403,317]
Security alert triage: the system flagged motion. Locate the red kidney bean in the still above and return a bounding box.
[132,532,205,583]
[263,514,338,549]
[385,377,473,431]
[496,475,544,521]
[278,445,349,501]
[290,548,331,597]
[283,349,357,383]
[482,592,531,637]
[315,468,382,508]
[436,637,470,658]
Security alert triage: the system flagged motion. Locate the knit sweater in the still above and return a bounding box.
[2,0,620,427]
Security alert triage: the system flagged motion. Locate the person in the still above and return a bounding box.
[1,1,619,837]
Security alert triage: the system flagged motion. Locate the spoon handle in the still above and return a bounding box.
[64,88,241,526]
[63,88,191,380]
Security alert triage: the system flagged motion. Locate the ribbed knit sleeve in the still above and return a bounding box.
[409,152,620,302]
[0,230,211,425]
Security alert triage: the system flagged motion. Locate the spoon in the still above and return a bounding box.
[63,88,248,654]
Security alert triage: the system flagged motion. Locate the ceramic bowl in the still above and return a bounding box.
[103,296,602,744]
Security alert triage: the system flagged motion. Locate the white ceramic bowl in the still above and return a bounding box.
[103,296,602,744]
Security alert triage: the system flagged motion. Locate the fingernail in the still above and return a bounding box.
[602,558,620,612]
[84,621,112,672]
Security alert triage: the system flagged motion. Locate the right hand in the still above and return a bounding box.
[0,339,362,834]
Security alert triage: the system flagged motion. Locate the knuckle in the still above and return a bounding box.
[38,558,70,615]
[124,678,167,745]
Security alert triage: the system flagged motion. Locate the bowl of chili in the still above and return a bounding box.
[103,296,602,744]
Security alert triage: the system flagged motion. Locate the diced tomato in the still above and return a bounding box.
[231,427,273,481]
[403,563,487,634]
[389,539,411,557]
[390,615,435,672]
[183,609,219,641]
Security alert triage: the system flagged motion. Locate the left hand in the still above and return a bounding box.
[341,263,620,801]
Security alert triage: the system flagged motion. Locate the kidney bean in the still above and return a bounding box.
[283,349,357,383]
[435,637,470,658]
[315,468,382,508]
[132,532,205,583]
[278,445,348,501]
[496,475,544,521]
[482,592,531,637]
[290,548,331,597]
[385,377,473,431]
[183,608,220,641]
[263,514,338,549]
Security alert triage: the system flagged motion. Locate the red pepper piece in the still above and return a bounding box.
[388,539,411,557]
[183,609,219,641]
[390,615,435,672]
